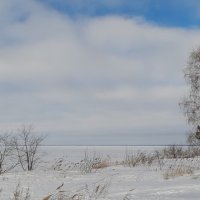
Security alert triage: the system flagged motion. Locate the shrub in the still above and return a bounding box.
[163,145,184,159]
[163,165,194,179]
[12,183,31,200]
[79,151,109,174]
[163,145,200,159]
[124,150,156,167]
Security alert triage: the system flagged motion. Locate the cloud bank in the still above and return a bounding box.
[0,0,199,144]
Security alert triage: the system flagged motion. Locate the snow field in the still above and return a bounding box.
[1,146,200,200]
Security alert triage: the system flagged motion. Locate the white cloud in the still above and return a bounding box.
[0,0,197,144]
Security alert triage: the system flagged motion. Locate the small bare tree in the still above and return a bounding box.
[0,134,18,174]
[12,125,44,171]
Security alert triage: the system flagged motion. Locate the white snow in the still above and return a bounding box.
[1,146,200,200]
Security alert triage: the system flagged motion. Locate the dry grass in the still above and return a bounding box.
[92,159,110,170]
[163,165,194,179]
[163,146,200,159]
[12,182,31,200]
[85,179,110,199]
[79,151,110,174]
[42,195,52,200]
[123,150,156,167]
[42,179,110,200]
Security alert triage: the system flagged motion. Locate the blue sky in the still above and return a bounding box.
[38,0,200,28]
[0,0,200,145]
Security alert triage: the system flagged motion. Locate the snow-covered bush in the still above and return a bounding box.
[12,183,31,200]
[123,150,156,167]
[163,165,194,179]
[79,151,110,174]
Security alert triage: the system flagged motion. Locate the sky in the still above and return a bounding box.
[0,0,200,145]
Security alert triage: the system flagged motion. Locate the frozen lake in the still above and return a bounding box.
[41,145,166,162]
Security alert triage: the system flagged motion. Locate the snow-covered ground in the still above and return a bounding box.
[1,146,200,200]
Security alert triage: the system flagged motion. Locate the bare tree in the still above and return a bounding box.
[12,125,44,171]
[0,134,18,174]
[180,47,200,140]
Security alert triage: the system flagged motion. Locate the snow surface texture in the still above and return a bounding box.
[0,146,200,200]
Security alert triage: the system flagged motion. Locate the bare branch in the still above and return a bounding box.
[12,125,44,171]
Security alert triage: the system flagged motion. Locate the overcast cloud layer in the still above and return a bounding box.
[0,0,199,145]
